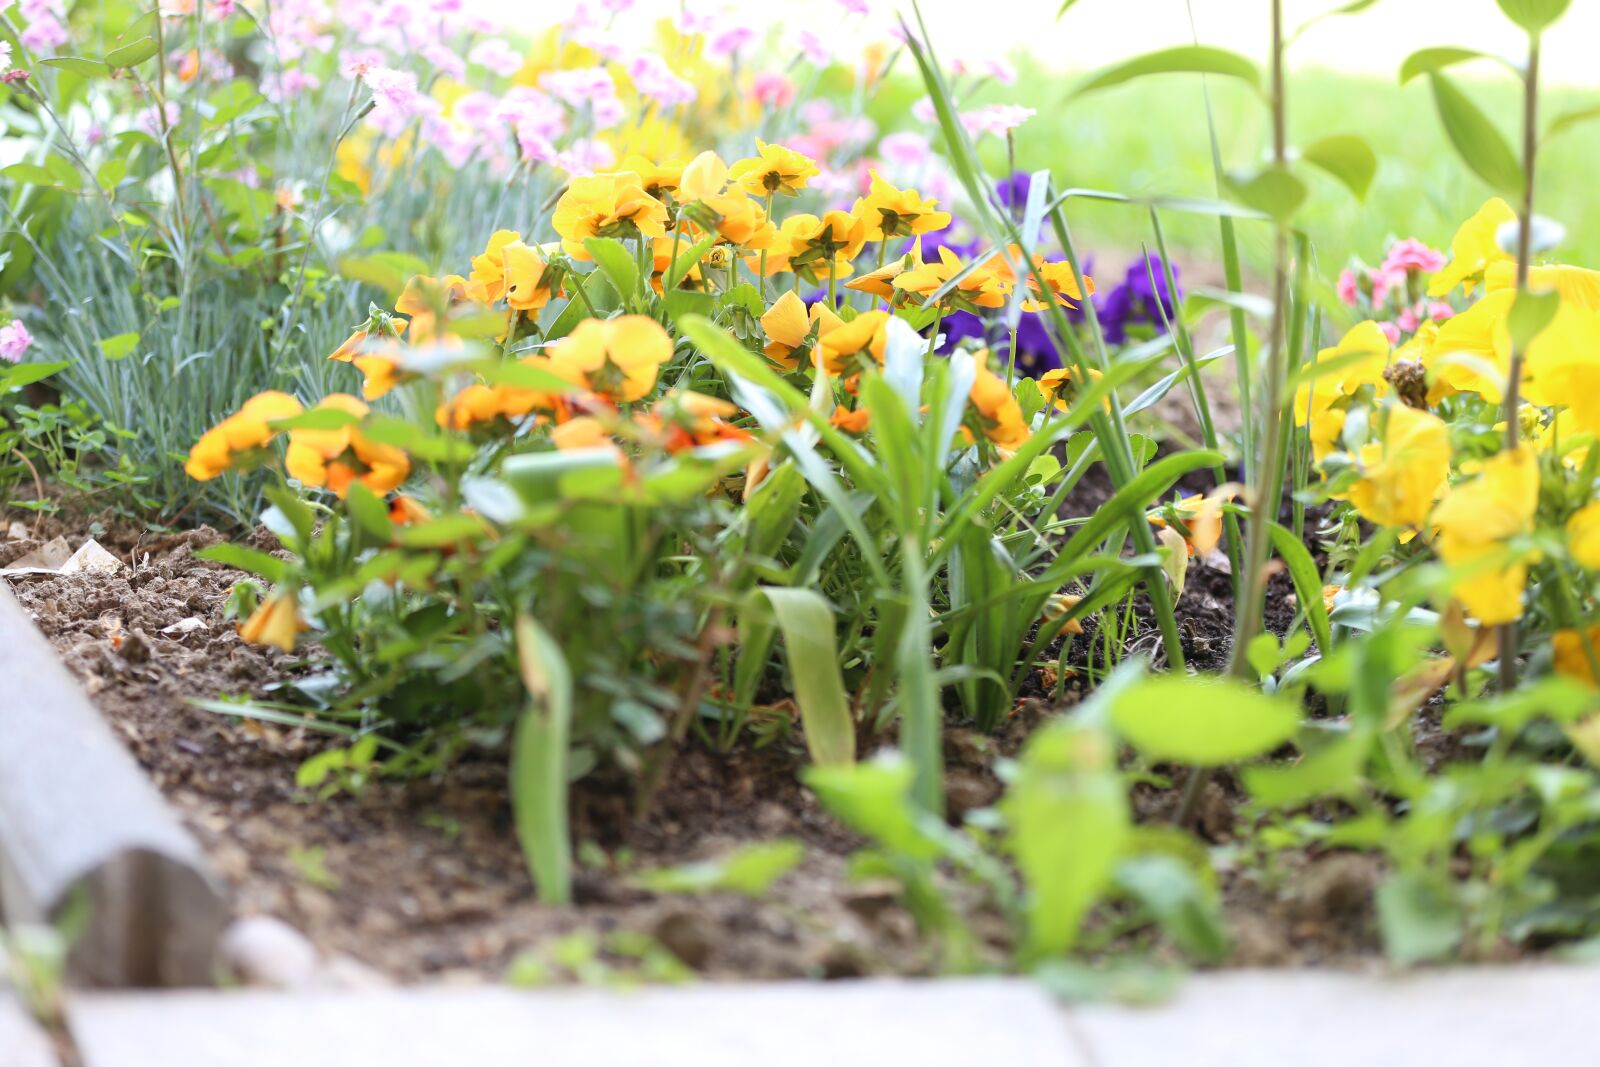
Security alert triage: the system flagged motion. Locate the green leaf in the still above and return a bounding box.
[1224,165,1307,222]
[1377,872,1461,966]
[344,482,394,542]
[338,252,432,298]
[104,36,159,68]
[1,360,68,389]
[269,407,360,431]
[1242,731,1370,809]
[97,332,140,360]
[1068,45,1260,100]
[3,163,59,187]
[1427,73,1524,197]
[759,588,855,768]
[1115,855,1228,963]
[630,840,804,896]
[195,543,290,583]
[582,238,642,306]
[1269,522,1332,656]
[512,614,573,905]
[1506,288,1561,350]
[1111,675,1300,766]
[804,753,942,861]
[1300,134,1377,199]
[42,56,110,78]
[1497,0,1571,33]
[1545,103,1600,141]
[1398,47,1495,84]
[1005,717,1128,959]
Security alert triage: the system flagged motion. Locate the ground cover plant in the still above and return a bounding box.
[7,0,1600,988]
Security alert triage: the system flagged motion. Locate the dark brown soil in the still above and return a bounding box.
[1,504,1385,985]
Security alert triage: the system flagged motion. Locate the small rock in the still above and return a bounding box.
[1291,853,1382,924]
[222,916,319,988]
[117,629,152,664]
[653,909,716,970]
[841,879,901,923]
[317,953,391,990]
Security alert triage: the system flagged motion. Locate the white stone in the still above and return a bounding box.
[69,978,1080,1067]
[1067,964,1600,1067]
[221,917,319,989]
[0,988,59,1067]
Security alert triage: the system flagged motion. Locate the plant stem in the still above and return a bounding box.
[1496,35,1541,694]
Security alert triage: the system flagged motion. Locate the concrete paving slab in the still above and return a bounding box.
[1,988,59,1067]
[1067,964,1600,1067]
[68,977,1082,1067]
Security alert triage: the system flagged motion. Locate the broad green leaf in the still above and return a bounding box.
[1242,731,1370,808]
[1,360,68,389]
[759,588,855,768]
[1377,872,1461,966]
[1506,288,1561,349]
[1300,134,1377,199]
[630,840,804,896]
[1398,46,1495,83]
[804,753,942,861]
[97,332,140,360]
[512,614,573,904]
[41,56,109,78]
[1068,45,1260,99]
[1497,0,1571,32]
[1115,855,1228,963]
[582,238,642,305]
[1269,522,1332,656]
[338,252,431,298]
[1427,73,1524,197]
[195,543,290,583]
[344,482,395,542]
[3,163,59,187]
[1111,675,1300,766]
[104,36,159,68]
[1225,165,1307,222]
[269,407,360,431]
[1004,718,1128,960]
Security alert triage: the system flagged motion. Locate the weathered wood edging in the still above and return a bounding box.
[0,585,226,986]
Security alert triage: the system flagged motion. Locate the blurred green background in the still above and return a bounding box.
[868,64,1600,278]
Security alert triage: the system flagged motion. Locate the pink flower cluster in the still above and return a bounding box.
[1337,237,1454,344]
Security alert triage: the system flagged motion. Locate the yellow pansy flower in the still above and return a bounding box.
[1293,320,1390,426]
[185,391,304,481]
[677,150,729,203]
[967,353,1031,453]
[1345,403,1451,529]
[853,173,952,240]
[285,394,411,498]
[238,592,306,653]
[552,172,669,260]
[544,315,674,402]
[1428,197,1516,297]
[1430,446,1539,624]
[895,246,1008,312]
[760,291,842,370]
[1567,502,1600,570]
[729,140,819,197]
[815,310,889,375]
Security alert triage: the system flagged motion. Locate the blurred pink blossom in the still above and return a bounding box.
[1378,321,1401,345]
[751,72,794,110]
[1428,301,1456,322]
[961,104,1034,137]
[470,39,523,78]
[797,30,831,67]
[0,320,33,364]
[421,41,465,82]
[878,131,931,167]
[628,54,696,107]
[555,139,615,178]
[1336,268,1359,306]
[1397,306,1419,334]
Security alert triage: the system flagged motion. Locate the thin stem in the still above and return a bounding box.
[1496,35,1541,693]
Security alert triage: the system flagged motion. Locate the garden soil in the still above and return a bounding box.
[1,508,1390,984]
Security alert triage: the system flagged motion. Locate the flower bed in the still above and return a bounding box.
[3,0,1600,996]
